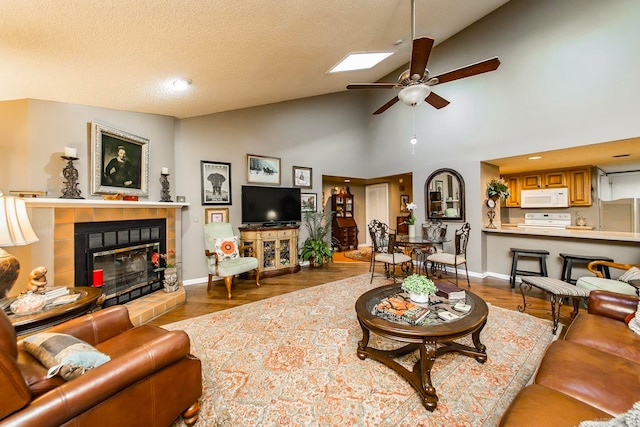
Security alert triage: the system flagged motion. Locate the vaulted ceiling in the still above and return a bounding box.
[0,0,509,119]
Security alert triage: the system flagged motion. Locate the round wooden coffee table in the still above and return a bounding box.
[7,287,105,336]
[354,284,488,411]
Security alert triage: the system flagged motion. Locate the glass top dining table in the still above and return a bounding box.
[394,235,449,275]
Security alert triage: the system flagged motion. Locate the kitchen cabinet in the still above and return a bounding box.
[502,166,592,207]
[505,175,521,207]
[520,171,566,189]
[521,173,542,190]
[239,225,300,278]
[543,170,567,188]
[567,167,592,206]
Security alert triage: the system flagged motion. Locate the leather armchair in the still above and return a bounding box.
[0,305,202,427]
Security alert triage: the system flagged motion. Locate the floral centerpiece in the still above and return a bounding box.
[486,177,511,201]
[401,274,437,303]
[151,249,175,271]
[405,202,417,225]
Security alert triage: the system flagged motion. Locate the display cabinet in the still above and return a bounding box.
[239,225,300,278]
[331,194,358,250]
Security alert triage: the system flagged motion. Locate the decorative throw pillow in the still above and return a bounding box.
[579,400,640,426]
[628,301,640,335]
[23,333,110,381]
[215,236,240,261]
[618,266,640,283]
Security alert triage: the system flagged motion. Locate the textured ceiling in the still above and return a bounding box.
[0,0,509,119]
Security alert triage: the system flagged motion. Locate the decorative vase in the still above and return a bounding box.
[408,292,430,304]
[408,224,416,238]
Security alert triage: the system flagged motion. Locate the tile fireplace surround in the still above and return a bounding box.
[21,199,188,325]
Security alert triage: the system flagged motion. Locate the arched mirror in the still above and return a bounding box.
[424,168,465,221]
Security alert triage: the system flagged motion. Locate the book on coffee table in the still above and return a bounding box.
[373,295,430,325]
[435,282,465,300]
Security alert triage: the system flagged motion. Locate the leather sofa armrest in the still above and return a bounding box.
[3,330,193,427]
[588,290,639,321]
[28,305,134,347]
[0,351,31,420]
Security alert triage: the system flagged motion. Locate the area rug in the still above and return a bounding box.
[343,247,372,262]
[167,274,555,426]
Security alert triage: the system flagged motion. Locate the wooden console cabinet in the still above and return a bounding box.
[239,225,300,278]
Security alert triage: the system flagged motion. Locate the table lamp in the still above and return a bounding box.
[0,196,39,299]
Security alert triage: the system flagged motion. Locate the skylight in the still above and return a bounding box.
[328,52,393,73]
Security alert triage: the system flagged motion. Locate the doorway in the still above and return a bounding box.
[365,183,389,246]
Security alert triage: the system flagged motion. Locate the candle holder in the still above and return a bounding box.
[160,173,172,202]
[60,156,84,199]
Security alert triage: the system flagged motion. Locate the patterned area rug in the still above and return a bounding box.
[343,247,372,262]
[168,274,555,426]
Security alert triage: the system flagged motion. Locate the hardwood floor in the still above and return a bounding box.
[149,260,584,335]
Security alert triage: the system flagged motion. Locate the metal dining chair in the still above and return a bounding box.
[368,220,412,284]
[426,222,471,287]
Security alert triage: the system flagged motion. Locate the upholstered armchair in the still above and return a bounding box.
[204,222,260,299]
[0,305,202,426]
[576,260,640,296]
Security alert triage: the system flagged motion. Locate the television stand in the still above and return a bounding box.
[239,225,300,279]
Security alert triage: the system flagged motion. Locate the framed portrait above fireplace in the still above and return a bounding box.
[91,122,149,197]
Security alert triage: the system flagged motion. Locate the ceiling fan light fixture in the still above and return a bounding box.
[398,84,431,107]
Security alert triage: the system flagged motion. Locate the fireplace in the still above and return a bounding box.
[74,219,166,307]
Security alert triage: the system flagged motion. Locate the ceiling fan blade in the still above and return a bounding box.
[425,92,450,109]
[346,83,398,90]
[409,37,435,79]
[373,96,399,115]
[431,57,501,85]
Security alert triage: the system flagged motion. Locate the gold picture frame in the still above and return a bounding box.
[204,208,229,224]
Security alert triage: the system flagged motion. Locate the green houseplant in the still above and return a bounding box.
[401,274,437,303]
[486,177,511,201]
[300,211,333,267]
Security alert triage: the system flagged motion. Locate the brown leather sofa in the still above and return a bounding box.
[0,305,202,427]
[499,290,640,426]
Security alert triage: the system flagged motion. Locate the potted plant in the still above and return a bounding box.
[401,274,437,303]
[486,177,510,201]
[300,211,333,267]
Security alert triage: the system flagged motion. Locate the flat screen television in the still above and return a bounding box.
[241,185,302,225]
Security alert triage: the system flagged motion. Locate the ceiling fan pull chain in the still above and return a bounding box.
[411,107,417,155]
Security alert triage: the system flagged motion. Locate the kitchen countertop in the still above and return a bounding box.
[483,225,640,243]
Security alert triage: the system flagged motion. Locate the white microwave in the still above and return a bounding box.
[520,188,569,208]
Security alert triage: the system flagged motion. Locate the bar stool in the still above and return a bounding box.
[510,248,549,288]
[559,253,613,284]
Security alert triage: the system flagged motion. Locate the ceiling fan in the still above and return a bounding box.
[346,0,501,115]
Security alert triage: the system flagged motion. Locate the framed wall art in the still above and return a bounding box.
[400,194,409,212]
[204,207,229,224]
[201,160,232,205]
[301,193,317,212]
[293,166,312,189]
[91,122,149,196]
[247,154,281,185]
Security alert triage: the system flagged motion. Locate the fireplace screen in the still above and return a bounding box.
[93,242,160,301]
[75,219,166,307]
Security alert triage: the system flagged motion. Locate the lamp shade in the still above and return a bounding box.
[0,197,39,246]
[398,84,431,107]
